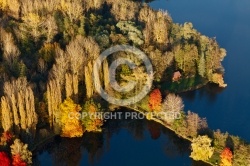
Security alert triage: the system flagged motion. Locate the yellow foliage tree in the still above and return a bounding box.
[60,98,83,137]
[10,139,32,165]
[190,135,214,161]
[212,73,227,88]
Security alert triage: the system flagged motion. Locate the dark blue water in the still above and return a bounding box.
[150,0,250,141]
[37,1,250,165]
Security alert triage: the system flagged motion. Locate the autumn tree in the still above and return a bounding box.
[211,73,227,88]
[148,89,162,112]
[0,152,11,166]
[108,0,138,21]
[198,53,206,77]
[139,5,171,45]
[182,22,198,40]
[81,37,100,98]
[220,148,233,166]
[12,154,27,166]
[174,44,199,75]
[203,38,226,81]
[153,10,170,44]
[47,36,100,130]
[145,46,174,81]
[65,36,86,98]
[186,111,208,138]
[116,21,144,45]
[60,98,83,138]
[1,77,38,133]
[44,15,58,43]
[47,79,62,131]
[20,0,46,40]
[83,0,104,11]
[60,0,83,23]
[161,93,184,123]
[162,93,184,112]
[82,100,103,132]
[0,0,20,19]
[10,139,32,165]
[64,36,100,99]
[213,130,229,150]
[1,131,13,144]
[138,5,155,44]
[233,144,250,166]
[0,30,20,65]
[190,135,214,161]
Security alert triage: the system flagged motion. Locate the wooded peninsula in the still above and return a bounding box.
[0,0,248,166]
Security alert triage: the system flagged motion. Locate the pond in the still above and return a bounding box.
[37,0,250,165]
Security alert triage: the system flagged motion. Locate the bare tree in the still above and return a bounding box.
[83,0,104,11]
[186,111,207,138]
[42,0,60,14]
[66,35,86,97]
[139,5,171,45]
[108,0,138,21]
[44,15,58,43]
[162,93,184,113]
[0,30,20,65]
[50,46,68,87]
[161,93,184,123]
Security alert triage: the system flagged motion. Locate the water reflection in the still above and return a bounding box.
[180,83,225,103]
[35,109,209,166]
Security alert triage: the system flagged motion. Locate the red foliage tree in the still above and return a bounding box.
[12,154,27,166]
[220,147,233,166]
[0,152,11,166]
[2,131,13,143]
[148,89,162,112]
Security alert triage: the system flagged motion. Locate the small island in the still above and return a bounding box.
[0,0,248,166]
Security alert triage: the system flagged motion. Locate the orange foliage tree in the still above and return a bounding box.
[12,154,27,166]
[220,147,233,166]
[0,152,11,166]
[148,89,162,112]
[60,98,84,137]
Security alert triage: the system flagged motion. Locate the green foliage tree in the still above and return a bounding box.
[198,53,206,77]
[116,21,144,45]
[174,44,199,75]
[82,100,103,132]
[233,144,250,166]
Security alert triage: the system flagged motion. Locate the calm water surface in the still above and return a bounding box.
[150,0,250,141]
[38,0,250,165]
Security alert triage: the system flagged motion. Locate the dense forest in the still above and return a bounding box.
[0,0,245,166]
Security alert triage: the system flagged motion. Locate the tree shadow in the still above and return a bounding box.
[225,135,234,152]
